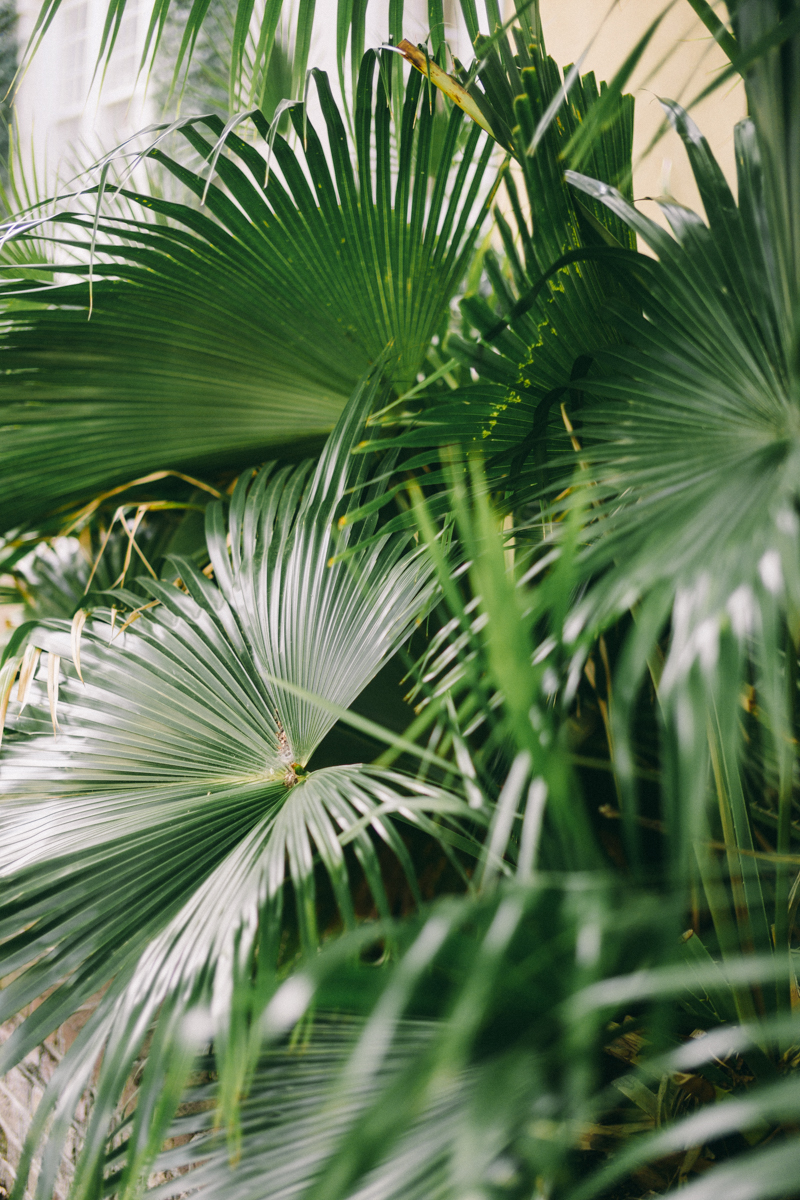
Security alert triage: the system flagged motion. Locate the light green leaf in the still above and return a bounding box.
[0,368,473,1198]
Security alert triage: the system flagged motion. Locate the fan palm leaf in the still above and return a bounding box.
[6,7,800,1200]
[0,366,475,1199]
[0,53,494,531]
[367,25,640,509]
[554,105,799,887]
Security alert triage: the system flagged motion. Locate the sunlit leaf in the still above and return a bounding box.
[0,367,474,1197]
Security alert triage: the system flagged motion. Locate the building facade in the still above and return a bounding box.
[14,0,152,189]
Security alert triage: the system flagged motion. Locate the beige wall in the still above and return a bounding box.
[536,0,746,222]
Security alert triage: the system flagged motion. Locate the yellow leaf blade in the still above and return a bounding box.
[0,656,21,747]
[17,644,41,710]
[397,40,495,138]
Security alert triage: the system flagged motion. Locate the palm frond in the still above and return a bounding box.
[724,1,800,312]
[0,52,494,532]
[139,873,800,1200]
[6,8,800,1200]
[551,104,797,887]
[0,367,476,1199]
[144,1017,455,1200]
[368,26,639,514]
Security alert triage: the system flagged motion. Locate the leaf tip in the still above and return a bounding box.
[71,609,88,684]
[47,651,60,738]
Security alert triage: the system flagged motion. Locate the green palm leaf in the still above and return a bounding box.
[556,105,799,879]
[144,1018,461,1200]
[0,367,475,1199]
[369,26,639,509]
[141,879,800,1200]
[0,53,493,531]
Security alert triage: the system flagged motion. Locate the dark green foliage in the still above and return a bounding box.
[0,54,492,530]
[0,0,16,171]
[2,4,800,1200]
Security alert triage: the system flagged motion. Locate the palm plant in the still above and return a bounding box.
[3,2,800,1199]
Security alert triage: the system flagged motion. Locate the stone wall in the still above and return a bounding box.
[0,1009,94,1200]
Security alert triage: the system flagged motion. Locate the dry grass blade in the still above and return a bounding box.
[71,610,87,683]
[0,656,20,748]
[46,651,60,736]
[16,644,41,709]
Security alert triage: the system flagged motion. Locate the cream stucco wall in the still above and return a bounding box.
[536,0,745,220]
